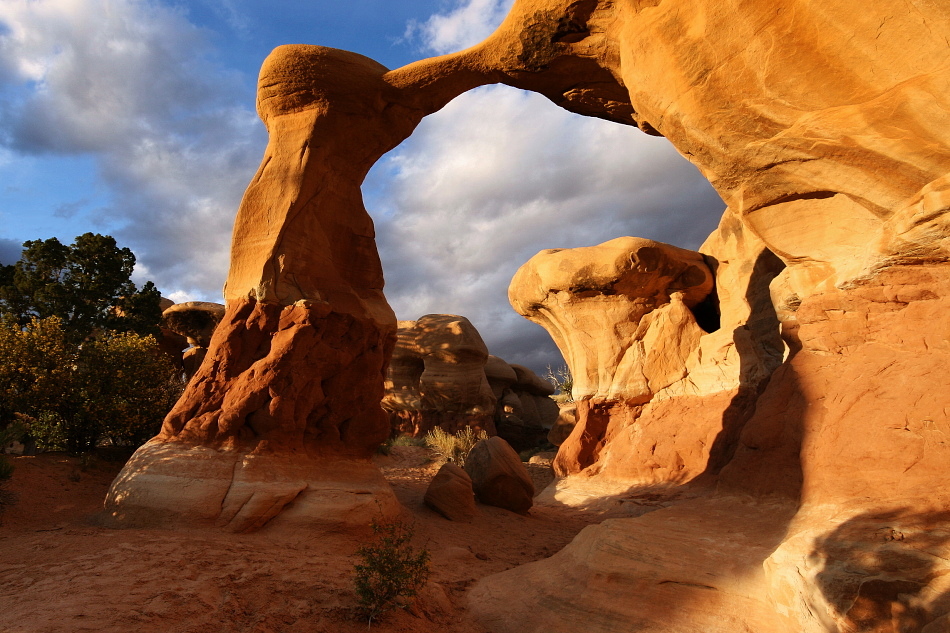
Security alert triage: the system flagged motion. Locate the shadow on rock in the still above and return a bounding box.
[811,508,950,633]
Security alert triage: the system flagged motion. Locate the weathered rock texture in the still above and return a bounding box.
[465,437,535,514]
[105,0,950,628]
[424,462,478,522]
[382,315,496,436]
[475,0,950,631]
[104,45,490,531]
[382,321,558,450]
[160,301,227,380]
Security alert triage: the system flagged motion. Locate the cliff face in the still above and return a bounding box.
[105,0,950,626]
[471,0,950,630]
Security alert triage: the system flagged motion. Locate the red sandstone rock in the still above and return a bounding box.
[103,2,950,630]
[464,437,534,515]
[424,463,478,522]
[105,45,490,531]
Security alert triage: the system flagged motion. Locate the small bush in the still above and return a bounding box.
[376,434,427,456]
[391,435,426,448]
[545,363,574,402]
[424,425,488,468]
[353,517,431,626]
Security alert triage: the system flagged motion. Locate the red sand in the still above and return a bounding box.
[0,447,598,632]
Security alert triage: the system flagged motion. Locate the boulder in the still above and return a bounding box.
[424,463,478,522]
[464,437,534,514]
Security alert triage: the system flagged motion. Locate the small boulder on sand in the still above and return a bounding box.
[464,437,534,514]
[424,463,478,522]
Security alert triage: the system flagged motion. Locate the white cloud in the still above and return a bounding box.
[367,86,725,372]
[0,0,264,301]
[383,0,726,372]
[405,0,513,54]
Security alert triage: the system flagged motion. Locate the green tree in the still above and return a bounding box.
[0,316,183,454]
[0,233,162,341]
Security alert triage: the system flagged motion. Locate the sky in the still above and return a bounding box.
[0,0,726,374]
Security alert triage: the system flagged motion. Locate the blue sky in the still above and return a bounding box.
[0,0,726,372]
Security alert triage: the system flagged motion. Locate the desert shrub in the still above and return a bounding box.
[391,435,426,448]
[545,364,574,402]
[376,434,427,456]
[353,517,430,626]
[78,331,183,448]
[0,316,184,454]
[423,425,488,468]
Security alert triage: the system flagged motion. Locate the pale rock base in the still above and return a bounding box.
[103,441,399,533]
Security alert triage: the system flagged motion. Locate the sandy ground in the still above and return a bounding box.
[0,447,601,633]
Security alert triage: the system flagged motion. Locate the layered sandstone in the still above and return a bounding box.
[383,315,496,436]
[382,322,557,449]
[105,0,950,628]
[468,0,950,631]
[105,46,492,531]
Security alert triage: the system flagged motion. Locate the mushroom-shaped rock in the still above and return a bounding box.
[484,355,518,399]
[464,436,534,514]
[424,463,478,522]
[160,301,226,348]
[160,301,227,380]
[510,237,714,403]
[382,315,496,436]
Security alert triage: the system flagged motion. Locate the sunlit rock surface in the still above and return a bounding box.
[106,0,950,628]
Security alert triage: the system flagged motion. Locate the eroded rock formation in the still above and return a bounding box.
[383,315,497,436]
[382,319,557,449]
[160,301,226,380]
[468,0,950,630]
[105,0,950,628]
[104,46,490,532]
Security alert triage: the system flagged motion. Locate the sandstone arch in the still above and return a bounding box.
[103,2,950,629]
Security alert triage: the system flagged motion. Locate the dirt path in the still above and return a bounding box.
[0,448,602,633]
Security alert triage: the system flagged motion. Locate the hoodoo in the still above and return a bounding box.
[104,1,950,630]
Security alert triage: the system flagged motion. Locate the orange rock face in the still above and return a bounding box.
[106,1,950,628]
[105,46,492,531]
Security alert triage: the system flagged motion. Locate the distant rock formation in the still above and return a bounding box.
[383,315,497,436]
[160,301,226,380]
[382,316,557,450]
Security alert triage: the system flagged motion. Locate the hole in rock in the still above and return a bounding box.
[362,83,727,375]
[690,290,721,333]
